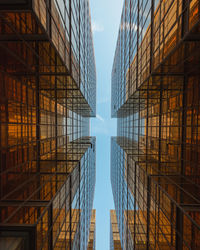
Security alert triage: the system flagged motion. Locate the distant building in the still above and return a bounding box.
[111,0,200,249]
[0,0,96,249]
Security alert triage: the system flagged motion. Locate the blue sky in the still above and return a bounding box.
[90,0,123,249]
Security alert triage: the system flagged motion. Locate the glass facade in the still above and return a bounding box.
[87,209,96,250]
[0,0,96,249]
[111,0,200,249]
[110,210,122,250]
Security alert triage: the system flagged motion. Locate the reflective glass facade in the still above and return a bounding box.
[87,209,96,250]
[0,0,96,249]
[110,210,122,250]
[111,0,200,249]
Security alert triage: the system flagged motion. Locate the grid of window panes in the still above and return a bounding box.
[111,0,200,249]
[111,0,200,117]
[111,137,131,250]
[111,136,200,249]
[110,210,122,250]
[71,137,96,250]
[0,0,96,116]
[0,0,96,249]
[0,137,95,249]
[49,0,96,116]
[87,209,96,250]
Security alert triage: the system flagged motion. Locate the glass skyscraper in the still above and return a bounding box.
[0,0,96,249]
[111,0,200,249]
[110,210,122,250]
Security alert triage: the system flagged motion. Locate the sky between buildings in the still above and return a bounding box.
[90,0,123,249]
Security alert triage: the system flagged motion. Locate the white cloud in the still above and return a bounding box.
[96,114,104,122]
[121,22,146,37]
[121,22,137,32]
[92,21,104,33]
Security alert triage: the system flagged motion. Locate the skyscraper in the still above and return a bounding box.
[0,0,96,249]
[111,0,200,249]
[110,210,122,250]
[87,209,96,250]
